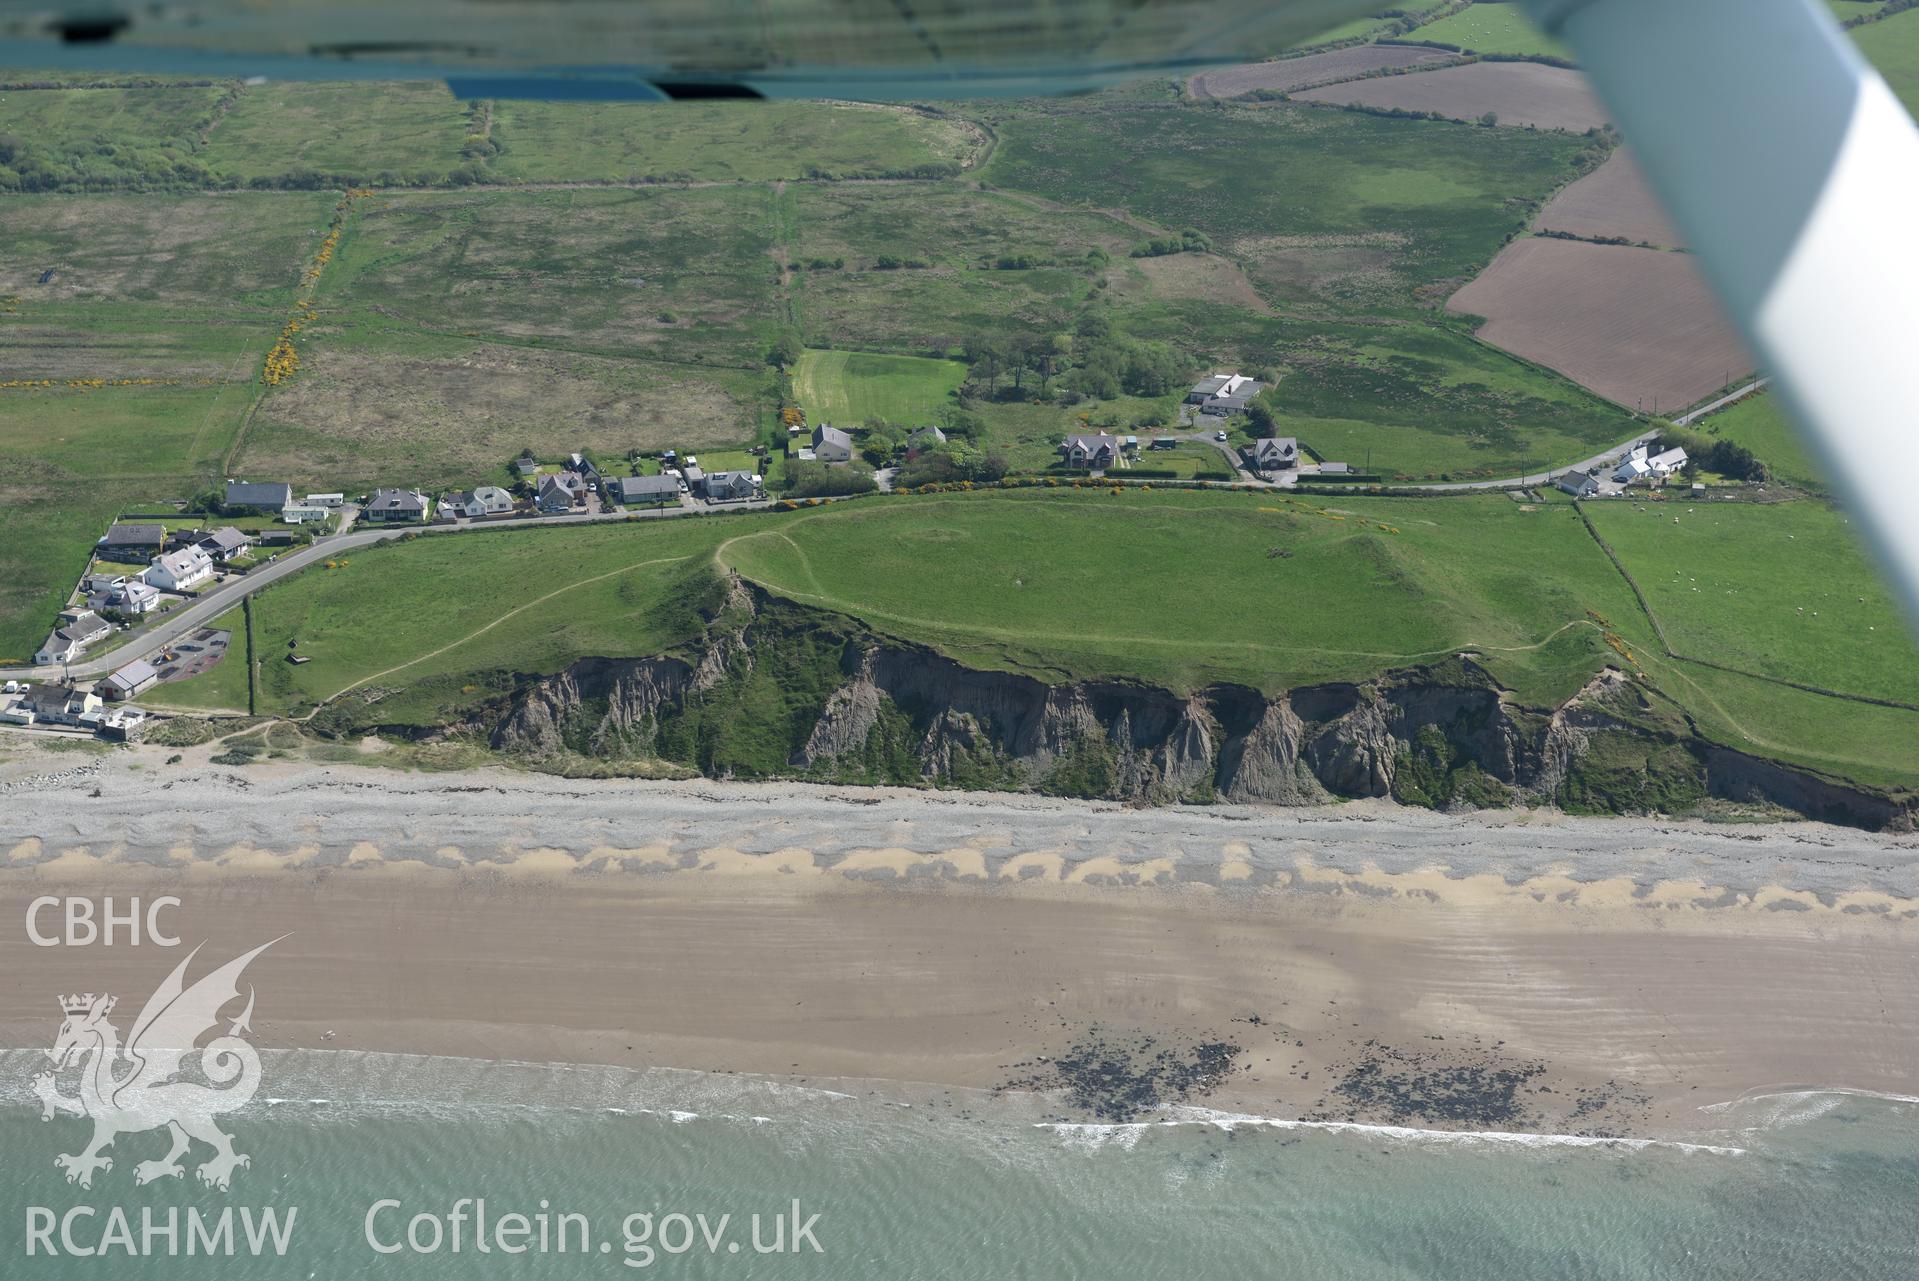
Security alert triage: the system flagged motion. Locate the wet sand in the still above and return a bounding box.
[3,742,1918,1137]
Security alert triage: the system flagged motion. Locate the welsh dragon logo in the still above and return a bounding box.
[32,938,281,1191]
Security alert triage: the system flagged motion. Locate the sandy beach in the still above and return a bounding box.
[4,736,1919,1138]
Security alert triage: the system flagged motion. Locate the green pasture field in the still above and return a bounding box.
[791,349,967,426]
[123,487,1919,794]
[1586,497,1918,706]
[230,522,730,724]
[488,101,979,183]
[1855,7,1919,115]
[197,82,474,184]
[153,489,1649,721]
[979,101,1593,306]
[1694,393,1827,491]
[789,184,1134,270]
[1413,4,1572,58]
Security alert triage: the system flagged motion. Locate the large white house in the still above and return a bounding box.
[146,545,215,592]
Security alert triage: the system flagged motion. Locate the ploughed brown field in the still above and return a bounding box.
[1446,238,1753,412]
[1187,46,1462,99]
[1294,61,1610,132]
[1536,148,1687,248]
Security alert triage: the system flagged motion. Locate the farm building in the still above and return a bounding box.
[282,504,330,524]
[96,523,165,564]
[224,480,293,512]
[1187,373,1267,415]
[304,492,346,508]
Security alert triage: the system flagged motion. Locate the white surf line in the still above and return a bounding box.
[1041,1106,1747,1156]
[1699,1084,1919,1113]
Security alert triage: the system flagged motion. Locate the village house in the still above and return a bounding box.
[146,545,215,593]
[100,658,159,701]
[1248,436,1300,474]
[1558,469,1601,498]
[364,488,432,522]
[811,424,854,464]
[96,523,165,565]
[32,611,113,666]
[568,453,603,484]
[1061,433,1122,469]
[702,471,760,503]
[1187,373,1267,416]
[611,475,681,507]
[442,486,515,519]
[85,574,160,616]
[224,480,293,513]
[1,682,102,727]
[1613,444,1689,486]
[679,464,706,494]
[906,425,946,454]
[535,471,585,514]
[281,503,330,524]
[195,526,254,562]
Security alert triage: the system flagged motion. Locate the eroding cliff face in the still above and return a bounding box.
[470,583,1913,830]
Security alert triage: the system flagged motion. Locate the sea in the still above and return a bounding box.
[2,1049,1916,1278]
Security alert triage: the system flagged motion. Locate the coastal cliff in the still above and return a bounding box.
[472,581,1912,831]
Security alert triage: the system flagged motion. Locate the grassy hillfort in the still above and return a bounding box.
[3,0,1917,825]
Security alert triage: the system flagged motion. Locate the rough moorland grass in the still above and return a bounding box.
[980,101,1590,302]
[489,101,979,183]
[0,84,226,189]
[319,186,781,367]
[241,332,771,491]
[791,349,966,426]
[1695,393,1827,491]
[0,383,253,659]
[1413,3,1572,58]
[1855,7,1919,115]
[1260,319,1641,478]
[198,82,474,184]
[0,192,332,377]
[1587,497,1918,706]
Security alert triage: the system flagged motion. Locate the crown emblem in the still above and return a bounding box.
[59,993,113,1016]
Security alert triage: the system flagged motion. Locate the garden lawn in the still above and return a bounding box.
[792,350,966,426]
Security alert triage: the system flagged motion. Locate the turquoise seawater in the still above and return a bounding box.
[3,1051,1918,1278]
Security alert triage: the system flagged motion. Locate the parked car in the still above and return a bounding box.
[1214,430,1228,442]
